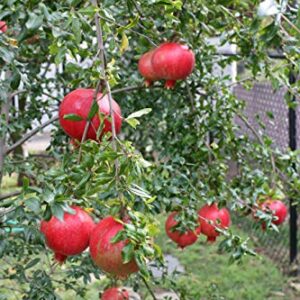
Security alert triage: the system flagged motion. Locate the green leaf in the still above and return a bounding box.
[72,17,82,43]
[122,243,134,264]
[51,204,64,222]
[23,177,30,191]
[25,198,40,213]
[63,114,84,121]
[87,101,99,120]
[129,184,152,199]
[126,118,140,129]
[43,205,52,221]
[26,13,44,30]
[126,108,152,120]
[111,230,125,244]
[0,46,14,63]
[25,258,40,269]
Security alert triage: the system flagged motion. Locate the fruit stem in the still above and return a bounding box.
[144,79,153,87]
[207,236,216,243]
[164,80,176,89]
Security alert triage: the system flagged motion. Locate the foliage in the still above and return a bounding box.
[0,0,299,299]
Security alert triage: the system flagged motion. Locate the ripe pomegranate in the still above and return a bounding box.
[198,203,231,243]
[59,88,122,141]
[101,287,129,300]
[151,42,195,89]
[0,21,7,33]
[90,216,138,278]
[40,206,95,263]
[138,49,160,86]
[165,212,201,248]
[261,200,287,226]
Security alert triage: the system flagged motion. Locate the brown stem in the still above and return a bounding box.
[0,190,21,201]
[282,14,300,35]
[5,116,59,155]
[0,72,11,186]
[186,81,195,112]
[141,276,158,300]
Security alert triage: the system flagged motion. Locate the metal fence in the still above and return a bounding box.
[234,82,299,274]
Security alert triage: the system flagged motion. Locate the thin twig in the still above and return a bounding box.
[281,14,300,35]
[0,190,21,201]
[141,276,158,300]
[186,81,195,112]
[42,92,61,102]
[10,90,27,99]
[111,85,144,94]
[5,116,58,155]
[92,0,125,216]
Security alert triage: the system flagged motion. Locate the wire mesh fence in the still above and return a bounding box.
[234,82,299,273]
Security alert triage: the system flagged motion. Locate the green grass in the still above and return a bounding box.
[156,215,295,300]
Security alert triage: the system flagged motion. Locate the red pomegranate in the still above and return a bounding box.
[101,287,129,300]
[165,212,201,248]
[138,49,160,86]
[151,42,195,89]
[261,200,287,226]
[40,206,95,263]
[59,88,122,141]
[198,203,231,243]
[0,21,7,33]
[90,216,139,278]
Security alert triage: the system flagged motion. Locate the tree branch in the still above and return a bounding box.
[5,115,58,155]
[141,276,158,300]
[0,190,21,201]
[0,72,12,186]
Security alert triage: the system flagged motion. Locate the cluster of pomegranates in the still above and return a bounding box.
[166,199,288,248]
[256,199,287,230]
[0,21,7,33]
[165,203,231,248]
[138,42,195,89]
[40,207,132,297]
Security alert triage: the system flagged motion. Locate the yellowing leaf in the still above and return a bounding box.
[8,38,18,47]
[120,32,129,54]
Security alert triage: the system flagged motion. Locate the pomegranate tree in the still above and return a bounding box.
[59,88,122,141]
[261,200,287,226]
[151,42,195,89]
[165,212,201,248]
[138,49,160,87]
[198,203,231,242]
[0,21,7,33]
[89,216,139,278]
[40,206,95,263]
[101,287,129,300]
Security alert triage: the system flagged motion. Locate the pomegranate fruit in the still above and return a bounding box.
[0,21,7,33]
[151,42,195,89]
[101,287,129,300]
[261,200,287,226]
[165,212,201,248]
[40,206,95,263]
[90,216,138,278]
[138,49,160,86]
[59,88,122,141]
[198,203,231,243]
